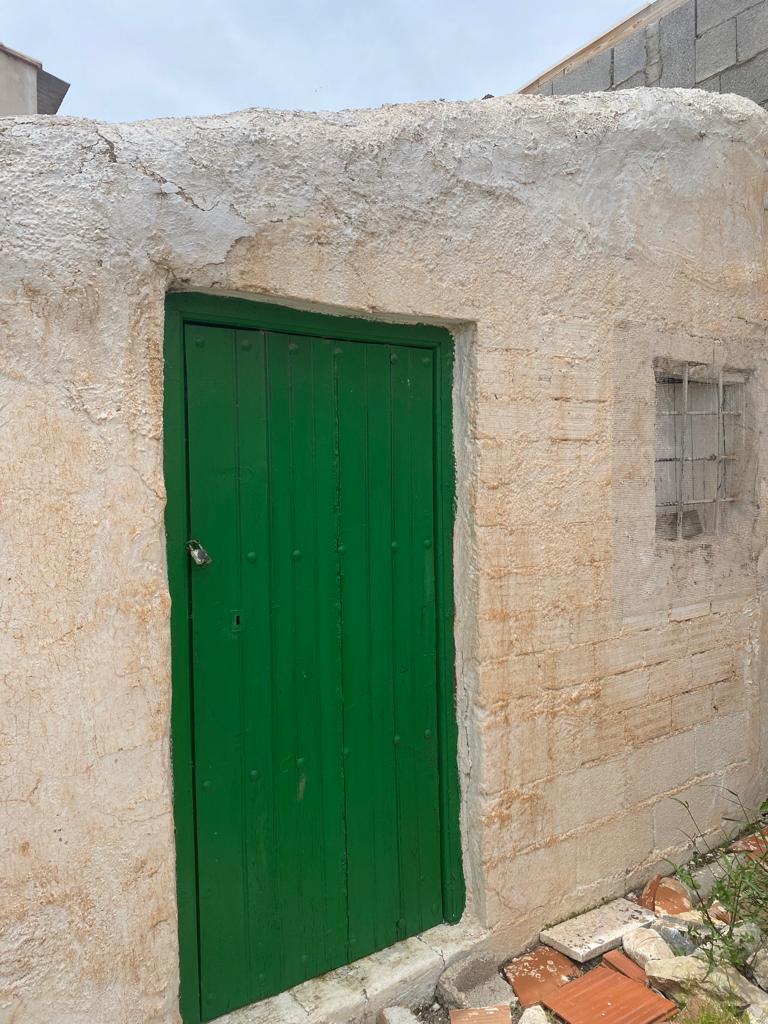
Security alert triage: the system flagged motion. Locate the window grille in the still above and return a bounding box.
[655,361,746,541]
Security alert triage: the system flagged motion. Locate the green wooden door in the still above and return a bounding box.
[167,298,462,1024]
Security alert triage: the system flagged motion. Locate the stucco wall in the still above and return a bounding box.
[1,89,767,1023]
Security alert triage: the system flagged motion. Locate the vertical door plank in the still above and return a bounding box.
[390,346,443,937]
[234,329,279,1001]
[185,325,250,1020]
[337,341,400,960]
[304,336,348,975]
[264,332,348,992]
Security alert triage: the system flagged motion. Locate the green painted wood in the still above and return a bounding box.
[262,331,348,993]
[234,329,280,999]
[164,308,201,1024]
[185,326,251,1019]
[391,346,442,937]
[165,295,464,1024]
[337,340,401,958]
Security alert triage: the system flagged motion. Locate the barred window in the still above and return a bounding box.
[655,361,747,541]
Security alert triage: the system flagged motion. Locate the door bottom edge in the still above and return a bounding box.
[205,918,487,1024]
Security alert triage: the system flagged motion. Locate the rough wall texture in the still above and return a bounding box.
[1,89,767,1023]
[530,0,768,108]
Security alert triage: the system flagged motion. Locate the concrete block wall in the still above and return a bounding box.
[535,0,768,107]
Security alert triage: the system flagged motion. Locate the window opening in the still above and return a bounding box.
[655,361,746,540]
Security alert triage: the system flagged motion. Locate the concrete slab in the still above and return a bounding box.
[540,899,655,963]
[215,991,308,1024]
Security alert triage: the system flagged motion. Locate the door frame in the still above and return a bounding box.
[163,292,465,1024]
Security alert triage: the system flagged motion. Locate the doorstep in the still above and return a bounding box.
[214,919,489,1024]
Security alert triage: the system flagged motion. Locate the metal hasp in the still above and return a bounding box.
[186,539,213,566]
[164,294,464,1024]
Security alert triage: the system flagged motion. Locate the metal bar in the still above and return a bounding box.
[678,365,688,541]
[715,366,723,535]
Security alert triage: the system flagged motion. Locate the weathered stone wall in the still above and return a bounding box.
[530,0,768,108]
[1,90,766,1023]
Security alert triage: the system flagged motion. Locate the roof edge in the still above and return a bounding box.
[0,41,42,69]
[518,0,686,94]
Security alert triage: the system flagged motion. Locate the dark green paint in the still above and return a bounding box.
[164,294,464,1024]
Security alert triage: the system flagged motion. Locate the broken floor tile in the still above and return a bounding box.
[540,898,655,963]
[602,948,648,985]
[731,829,768,862]
[708,899,732,925]
[639,875,693,917]
[503,946,581,1007]
[437,953,515,1011]
[638,876,661,911]
[449,1008,511,1024]
[542,964,677,1024]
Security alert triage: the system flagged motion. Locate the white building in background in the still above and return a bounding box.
[0,42,68,115]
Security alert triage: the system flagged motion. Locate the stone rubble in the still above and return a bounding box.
[382,856,768,1024]
[517,1008,548,1024]
[650,919,700,956]
[753,949,768,992]
[646,956,768,1012]
[435,953,516,1012]
[378,1008,421,1024]
[622,926,674,968]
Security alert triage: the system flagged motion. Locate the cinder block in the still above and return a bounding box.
[535,758,627,839]
[696,19,737,81]
[711,676,745,714]
[697,73,722,90]
[616,71,646,89]
[647,658,693,701]
[671,687,713,732]
[601,670,651,713]
[652,779,723,850]
[737,1,768,62]
[626,730,696,805]
[698,0,761,35]
[691,646,734,686]
[694,712,748,773]
[669,601,710,622]
[576,811,655,886]
[659,0,696,86]
[625,700,673,745]
[552,50,612,95]
[614,30,647,84]
[596,635,645,677]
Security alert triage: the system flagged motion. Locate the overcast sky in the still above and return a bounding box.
[7,1,645,122]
